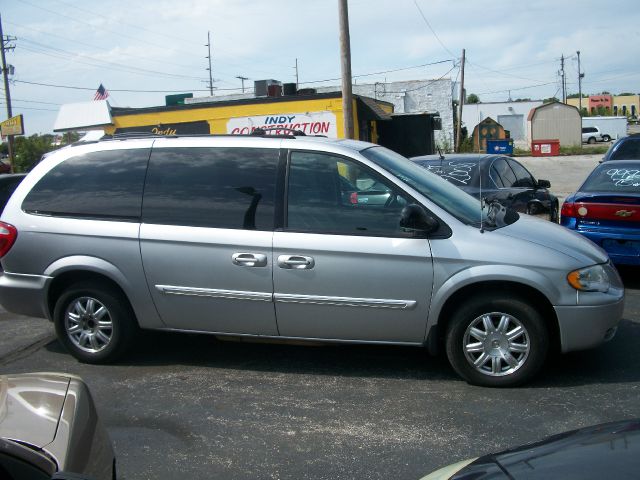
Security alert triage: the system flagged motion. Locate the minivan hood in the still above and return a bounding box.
[0,373,70,448]
[498,214,609,265]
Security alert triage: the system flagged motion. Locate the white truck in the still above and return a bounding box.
[582,116,627,143]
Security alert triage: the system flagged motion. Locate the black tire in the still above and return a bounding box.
[602,135,611,142]
[588,137,596,144]
[549,201,560,223]
[445,295,549,387]
[53,281,138,363]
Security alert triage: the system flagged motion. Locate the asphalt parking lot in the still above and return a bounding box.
[1,153,639,480]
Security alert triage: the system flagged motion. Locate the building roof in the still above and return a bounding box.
[527,101,580,121]
[110,91,394,121]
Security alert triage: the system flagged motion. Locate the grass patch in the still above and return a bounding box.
[513,145,610,156]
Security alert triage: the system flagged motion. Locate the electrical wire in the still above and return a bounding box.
[382,65,457,94]
[412,0,456,58]
[300,59,453,85]
[14,0,202,60]
[19,38,208,81]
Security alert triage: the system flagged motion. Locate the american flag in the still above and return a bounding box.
[94,84,109,101]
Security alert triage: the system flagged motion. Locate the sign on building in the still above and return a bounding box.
[227,111,337,137]
[0,114,24,138]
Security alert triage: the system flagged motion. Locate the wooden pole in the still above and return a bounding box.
[455,49,466,153]
[338,0,354,139]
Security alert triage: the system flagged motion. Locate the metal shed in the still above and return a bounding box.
[527,101,581,147]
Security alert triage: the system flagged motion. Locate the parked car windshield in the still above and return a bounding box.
[609,138,640,160]
[581,162,640,193]
[361,146,515,228]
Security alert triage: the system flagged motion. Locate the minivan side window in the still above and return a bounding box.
[22,149,149,221]
[286,151,410,236]
[143,147,278,230]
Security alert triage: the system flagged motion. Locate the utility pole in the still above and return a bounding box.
[235,75,248,93]
[205,31,214,96]
[577,50,584,113]
[294,58,299,89]
[560,54,566,103]
[455,49,466,153]
[338,0,354,139]
[0,15,16,172]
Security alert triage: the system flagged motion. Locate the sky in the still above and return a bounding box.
[2,0,639,135]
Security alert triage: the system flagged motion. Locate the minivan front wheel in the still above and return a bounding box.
[54,282,137,363]
[445,296,549,387]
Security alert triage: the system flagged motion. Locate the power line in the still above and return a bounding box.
[412,0,456,57]
[13,79,236,93]
[467,59,549,83]
[19,38,208,81]
[383,65,457,94]
[14,0,201,60]
[5,19,204,72]
[49,0,202,47]
[10,98,62,105]
[300,59,453,85]
[476,81,557,96]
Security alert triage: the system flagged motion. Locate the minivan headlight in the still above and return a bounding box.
[567,265,610,292]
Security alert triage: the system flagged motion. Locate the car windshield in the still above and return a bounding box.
[361,146,514,229]
[413,159,480,187]
[581,162,640,193]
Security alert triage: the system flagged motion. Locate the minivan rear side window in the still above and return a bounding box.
[143,147,278,230]
[22,149,149,221]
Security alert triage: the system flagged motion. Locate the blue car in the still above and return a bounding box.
[561,160,640,265]
[602,134,640,161]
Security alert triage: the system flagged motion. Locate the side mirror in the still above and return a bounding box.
[537,179,551,189]
[399,204,439,235]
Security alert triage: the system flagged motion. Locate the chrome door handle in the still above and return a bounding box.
[232,253,267,267]
[277,255,315,270]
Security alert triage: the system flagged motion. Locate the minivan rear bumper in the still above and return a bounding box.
[0,272,51,319]
[555,297,625,353]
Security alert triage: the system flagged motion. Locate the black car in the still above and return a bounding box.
[602,134,640,161]
[422,419,640,479]
[0,174,26,215]
[411,154,559,222]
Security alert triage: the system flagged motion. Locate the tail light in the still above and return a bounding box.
[564,202,638,222]
[0,221,17,258]
[561,202,576,217]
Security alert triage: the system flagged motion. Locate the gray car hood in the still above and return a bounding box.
[497,214,609,265]
[0,373,70,448]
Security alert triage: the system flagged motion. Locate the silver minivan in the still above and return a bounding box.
[0,135,625,387]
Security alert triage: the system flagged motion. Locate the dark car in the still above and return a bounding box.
[602,134,640,161]
[411,154,559,222]
[422,419,640,479]
[561,159,639,265]
[0,174,26,215]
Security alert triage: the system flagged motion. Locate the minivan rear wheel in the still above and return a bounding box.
[445,295,548,387]
[54,282,137,363]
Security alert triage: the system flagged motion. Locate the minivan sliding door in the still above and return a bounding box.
[140,140,279,335]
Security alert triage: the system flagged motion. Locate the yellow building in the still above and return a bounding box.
[612,95,639,117]
[106,92,394,143]
[567,94,639,117]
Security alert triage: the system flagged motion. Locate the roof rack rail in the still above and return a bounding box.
[250,127,306,136]
[110,132,165,140]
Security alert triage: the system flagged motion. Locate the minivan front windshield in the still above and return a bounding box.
[361,146,514,229]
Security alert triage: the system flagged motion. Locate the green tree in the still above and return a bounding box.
[13,134,57,172]
[466,93,480,104]
[543,97,559,104]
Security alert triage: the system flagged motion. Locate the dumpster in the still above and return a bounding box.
[487,139,514,155]
[531,139,560,157]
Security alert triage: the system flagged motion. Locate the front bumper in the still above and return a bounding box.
[555,296,625,353]
[0,272,51,319]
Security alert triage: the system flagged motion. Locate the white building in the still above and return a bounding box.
[462,100,542,147]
